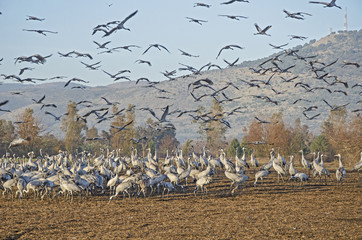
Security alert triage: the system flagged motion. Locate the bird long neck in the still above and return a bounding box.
[338,156,343,168]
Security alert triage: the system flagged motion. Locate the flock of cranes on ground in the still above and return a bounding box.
[0,147,361,202]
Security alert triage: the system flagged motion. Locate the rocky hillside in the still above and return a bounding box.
[1,30,361,142]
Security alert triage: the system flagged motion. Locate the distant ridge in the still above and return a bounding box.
[1,30,361,142]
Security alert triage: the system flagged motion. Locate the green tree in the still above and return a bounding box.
[227,138,242,158]
[61,101,87,153]
[310,135,331,153]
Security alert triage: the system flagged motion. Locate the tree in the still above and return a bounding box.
[288,118,309,155]
[0,120,15,155]
[110,104,137,156]
[205,100,227,155]
[321,107,348,161]
[227,138,242,158]
[310,135,331,153]
[193,105,207,139]
[156,126,179,157]
[84,126,107,153]
[265,112,292,156]
[61,101,87,153]
[182,139,193,157]
[110,105,126,151]
[16,108,42,154]
[244,118,268,157]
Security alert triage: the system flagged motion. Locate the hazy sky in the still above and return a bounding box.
[0,0,361,86]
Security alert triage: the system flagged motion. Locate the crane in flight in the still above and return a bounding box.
[254,23,272,36]
[309,0,341,9]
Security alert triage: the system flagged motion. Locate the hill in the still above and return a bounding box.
[0,30,361,142]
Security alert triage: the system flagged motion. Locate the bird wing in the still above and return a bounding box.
[160,105,169,122]
[101,97,112,104]
[261,25,272,33]
[159,44,170,53]
[0,100,9,107]
[142,45,153,55]
[309,1,329,5]
[120,10,138,25]
[254,23,262,32]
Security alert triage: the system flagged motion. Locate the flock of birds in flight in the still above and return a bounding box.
[0,0,361,140]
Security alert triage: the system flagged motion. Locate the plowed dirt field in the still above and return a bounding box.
[1,170,361,239]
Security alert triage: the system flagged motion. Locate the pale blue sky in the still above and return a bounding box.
[0,0,361,86]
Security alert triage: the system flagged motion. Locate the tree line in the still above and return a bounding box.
[0,100,360,166]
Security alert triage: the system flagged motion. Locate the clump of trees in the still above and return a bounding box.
[1,102,360,167]
[238,108,361,166]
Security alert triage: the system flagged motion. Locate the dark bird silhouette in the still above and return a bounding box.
[351,83,362,89]
[221,0,249,4]
[224,58,239,67]
[186,17,208,25]
[254,23,272,36]
[102,70,130,79]
[303,112,321,120]
[252,95,278,105]
[71,51,93,60]
[113,45,141,52]
[44,111,62,121]
[80,61,101,70]
[333,90,348,96]
[309,0,341,9]
[283,9,311,20]
[255,116,276,124]
[239,79,260,88]
[280,76,298,83]
[102,10,138,37]
[269,43,288,49]
[64,78,89,87]
[293,99,311,104]
[194,3,212,8]
[26,15,45,21]
[342,61,360,68]
[303,106,318,112]
[101,97,119,105]
[19,67,34,75]
[0,100,9,107]
[140,106,170,123]
[40,103,57,110]
[142,44,170,55]
[57,51,74,58]
[216,44,244,59]
[32,95,45,104]
[250,73,275,86]
[22,29,58,36]
[218,15,248,20]
[188,78,214,91]
[93,41,111,49]
[111,120,134,133]
[178,49,199,57]
[135,59,152,66]
[323,99,349,111]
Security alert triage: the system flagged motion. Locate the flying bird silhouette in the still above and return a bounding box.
[254,23,272,36]
[309,0,341,9]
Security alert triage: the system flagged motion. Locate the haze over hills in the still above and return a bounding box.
[0,30,361,142]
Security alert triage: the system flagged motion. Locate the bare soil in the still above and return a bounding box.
[0,170,361,240]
